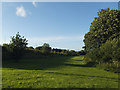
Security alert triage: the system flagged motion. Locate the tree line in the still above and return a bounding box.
[1,32,86,62]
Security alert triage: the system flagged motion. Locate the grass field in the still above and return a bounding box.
[2,56,118,88]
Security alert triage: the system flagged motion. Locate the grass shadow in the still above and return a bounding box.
[64,61,96,67]
[74,60,83,61]
[2,56,73,70]
[64,64,94,67]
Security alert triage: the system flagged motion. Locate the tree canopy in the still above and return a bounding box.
[84,8,120,52]
[83,8,120,72]
[10,32,28,61]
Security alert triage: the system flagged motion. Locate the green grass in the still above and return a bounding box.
[2,56,118,88]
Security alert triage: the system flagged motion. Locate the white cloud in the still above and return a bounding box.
[32,1,37,7]
[16,6,26,17]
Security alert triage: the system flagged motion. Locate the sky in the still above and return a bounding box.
[1,2,118,51]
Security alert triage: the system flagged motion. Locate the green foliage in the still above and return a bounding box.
[2,44,12,60]
[23,48,44,59]
[85,48,100,63]
[83,8,120,72]
[35,46,42,50]
[111,38,120,61]
[78,50,86,55]
[51,48,82,56]
[84,38,120,73]
[27,46,34,50]
[84,8,120,52]
[9,32,28,61]
[100,38,120,62]
[96,62,120,73]
[69,50,76,56]
[41,43,51,55]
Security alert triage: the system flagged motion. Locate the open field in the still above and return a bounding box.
[2,56,118,88]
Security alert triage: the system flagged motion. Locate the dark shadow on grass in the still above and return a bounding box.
[64,64,94,67]
[64,61,96,67]
[2,56,73,70]
[74,60,83,61]
[46,72,119,81]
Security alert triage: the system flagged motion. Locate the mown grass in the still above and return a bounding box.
[2,56,119,88]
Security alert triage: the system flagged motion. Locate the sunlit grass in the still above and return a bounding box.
[2,56,118,88]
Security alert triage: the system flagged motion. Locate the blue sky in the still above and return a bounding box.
[1,2,118,51]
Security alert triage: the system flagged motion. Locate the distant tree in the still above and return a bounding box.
[78,50,86,55]
[9,32,28,62]
[2,44,11,51]
[35,46,42,50]
[41,43,51,55]
[52,48,62,53]
[28,46,34,49]
[51,48,79,56]
[69,50,76,56]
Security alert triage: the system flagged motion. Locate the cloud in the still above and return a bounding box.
[16,6,26,17]
[32,1,37,7]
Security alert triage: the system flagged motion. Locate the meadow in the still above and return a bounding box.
[2,56,118,88]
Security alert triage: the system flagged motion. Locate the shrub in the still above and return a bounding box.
[9,32,28,62]
[2,44,12,60]
[41,43,51,55]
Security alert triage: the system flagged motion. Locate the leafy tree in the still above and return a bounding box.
[41,43,51,55]
[84,8,120,52]
[83,8,120,72]
[9,32,28,62]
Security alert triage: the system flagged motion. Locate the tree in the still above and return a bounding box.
[83,8,120,72]
[28,46,34,49]
[84,8,120,52]
[41,43,51,55]
[35,46,42,50]
[9,32,28,62]
[78,50,86,55]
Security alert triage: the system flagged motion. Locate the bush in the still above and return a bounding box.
[3,32,28,62]
[85,48,101,63]
[85,38,120,72]
[23,48,45,59]
[83,8,120,73]
[96,62,120,73]
[99,38,120,63]
[2,44,12,60]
